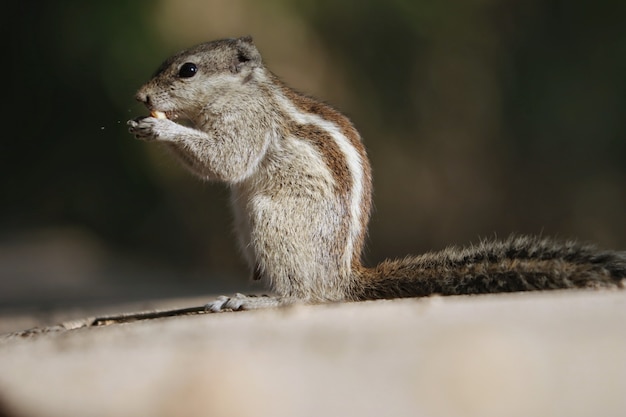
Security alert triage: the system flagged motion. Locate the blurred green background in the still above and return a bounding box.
[2,0,625,312]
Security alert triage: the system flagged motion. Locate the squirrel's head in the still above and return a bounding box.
[135,36,263,122]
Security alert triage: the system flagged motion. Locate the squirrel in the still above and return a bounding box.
[128,36,625,312]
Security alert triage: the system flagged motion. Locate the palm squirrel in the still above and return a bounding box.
[128,36,625,311]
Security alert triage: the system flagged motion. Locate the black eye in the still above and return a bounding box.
[178,62,198,78]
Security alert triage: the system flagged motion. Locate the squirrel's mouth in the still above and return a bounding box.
[150,109,197,128]
[150,110,178,120]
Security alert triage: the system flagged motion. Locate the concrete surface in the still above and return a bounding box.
[0,290,624,417]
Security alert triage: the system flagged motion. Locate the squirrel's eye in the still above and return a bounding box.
[178,62,198,78]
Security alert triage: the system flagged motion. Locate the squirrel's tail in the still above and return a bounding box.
[351,235,626,300]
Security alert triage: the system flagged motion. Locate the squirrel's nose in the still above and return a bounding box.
[135,88,151,106]
[135,91,145,103]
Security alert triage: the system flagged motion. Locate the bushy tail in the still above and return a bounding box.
[352,235,626,300]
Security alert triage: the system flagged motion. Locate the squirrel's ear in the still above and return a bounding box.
[232,36,261,73]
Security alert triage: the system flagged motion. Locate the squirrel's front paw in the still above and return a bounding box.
[127,116,174,142]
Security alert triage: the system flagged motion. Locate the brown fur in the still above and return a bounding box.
[291,123,352,195]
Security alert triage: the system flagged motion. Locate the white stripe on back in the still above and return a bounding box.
[273,91,364,268]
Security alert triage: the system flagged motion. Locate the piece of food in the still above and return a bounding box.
[151,110,167,119]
